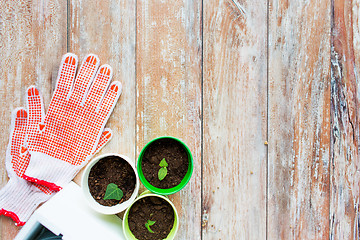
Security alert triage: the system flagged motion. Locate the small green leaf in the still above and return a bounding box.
[159,158,168,167]
[158,167,168,181]
[145,220,156,233]
[103,183,123,200]
[148,220,156,225]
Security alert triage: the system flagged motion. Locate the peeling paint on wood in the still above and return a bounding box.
[268,0,331,239]
[1,1,360,239]
[331,0,360,239]
[202,0,267,239]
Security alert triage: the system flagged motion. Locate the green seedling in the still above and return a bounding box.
[145,220,156,233]
[103,183,123,200]
[158,158,168,181]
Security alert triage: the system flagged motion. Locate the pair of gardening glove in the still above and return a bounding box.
[0,53,122,226]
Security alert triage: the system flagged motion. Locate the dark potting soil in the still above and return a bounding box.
[141,138,189,189]
[88,156,136,207]
[128,196,175,240]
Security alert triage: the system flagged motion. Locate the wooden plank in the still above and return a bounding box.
[268,0,331,239]
[69,0,136,184]
[136,0,202,239]
[0,0,67,239]
[202,0,267,239]
[331,0,360,239]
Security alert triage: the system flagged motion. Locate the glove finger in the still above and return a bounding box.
[52,53,78,102]
[26,86,44,131]
[69,54,99,104]
[92,128,112,155]
[98,81,122,120]
[84,65,112,109]
[7,108,28,177]
[10,108,27,157]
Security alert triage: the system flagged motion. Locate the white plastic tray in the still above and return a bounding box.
[15,181,125,240]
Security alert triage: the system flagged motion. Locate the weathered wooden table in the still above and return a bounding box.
[0,1,359,239]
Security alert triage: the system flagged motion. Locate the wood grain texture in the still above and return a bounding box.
[2,1,360,239]
[331,0,360,239]
[136,0,202,239]
[202,0,267,239]
[69,0,136,185]
[268,0,331,239]
[0,0,66,239]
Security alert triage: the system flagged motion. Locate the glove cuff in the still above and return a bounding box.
[0,178,52,225]
[24,151,83,191]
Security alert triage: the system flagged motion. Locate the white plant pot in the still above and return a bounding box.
[81,153,139,215]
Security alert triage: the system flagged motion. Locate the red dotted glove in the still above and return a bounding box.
[0,86,112,226]
[21,53,121,191]
[0,108,52,226]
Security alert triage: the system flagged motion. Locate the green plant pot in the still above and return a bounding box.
[122,191,179,240]
[137,136,193,195]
